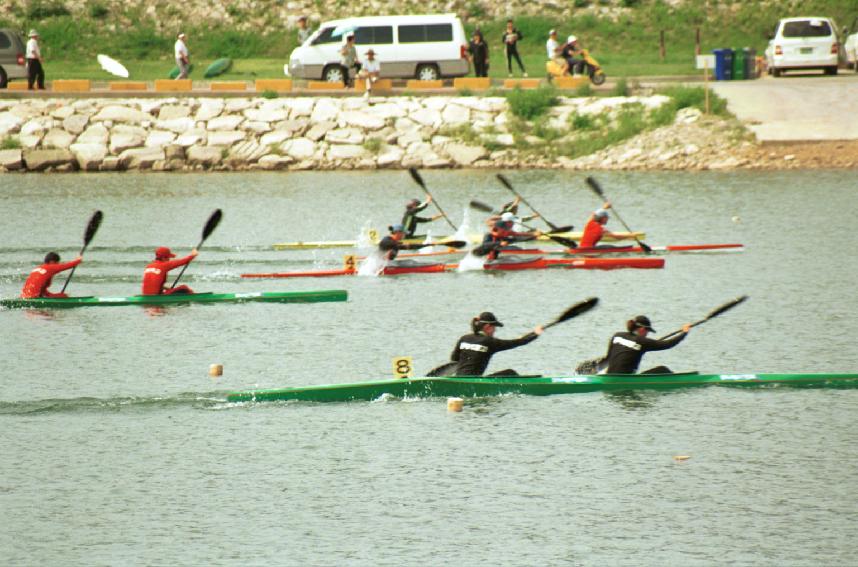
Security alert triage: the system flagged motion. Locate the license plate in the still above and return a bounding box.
[800,47,813,54]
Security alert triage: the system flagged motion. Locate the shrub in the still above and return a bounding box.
[506,86,558,120]
[657,86,730,117]
[610,77,630,97]
[88,1,108,19]
[574,83,594,97]
[570,112,597,130]
[1,136,22,150]
[26,0,70,19]
[363,137,383,154]
[260,89,278,99]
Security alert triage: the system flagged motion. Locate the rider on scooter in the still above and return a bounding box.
[561,35,585,76]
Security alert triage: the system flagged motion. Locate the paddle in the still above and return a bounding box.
[495,173,567,233]
[427,297,599,377]
[468,200,578,249]
[407,239,467,250]
[408,168,458,231]
[170,209,223,289]
[60,210,104,293]
[584,176,652,254]
[574,295,749,375]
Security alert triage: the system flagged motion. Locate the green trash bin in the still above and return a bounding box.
[732,48,746,80]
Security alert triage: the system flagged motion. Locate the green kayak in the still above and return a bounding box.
[1,290,347,309]
[227,373,858,403]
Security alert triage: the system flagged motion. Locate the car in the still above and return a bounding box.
[844,17,858,70]
[765,17,841,77]
[0,28,28,88]
[286,14,469,82]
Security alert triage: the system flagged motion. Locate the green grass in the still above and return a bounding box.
[1,136,22,150]
[505,86,558,120]
[44,58,286,81]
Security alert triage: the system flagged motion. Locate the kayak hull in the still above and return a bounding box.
[1,290,348,309]
[375,243,744,260]
[241,257,663,279]
[227,373,858,403]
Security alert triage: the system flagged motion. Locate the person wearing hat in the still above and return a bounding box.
[25,30,45,90]
[21,252,82,298]
[474,212,541,260]
[579,202,622,249]
[485,196,540,228]
[602,316,691,375]
[545,30,568,76]
[297,16,313,45]
[174,32,190,80]
[449,312,544,376]
[142,247,198,295]
[560,35,584,76]
[401,196,442,239]
[357,48,381,98]
[340,33,359,87]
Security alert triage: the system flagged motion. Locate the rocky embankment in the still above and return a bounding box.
[0,94,773,173]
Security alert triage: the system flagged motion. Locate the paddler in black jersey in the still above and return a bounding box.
[450,311,544,376]
[401,197,443,238]
[378,223,428,261]
[474,212,541,260]
[485,196,540,227]
[603,315,691,374]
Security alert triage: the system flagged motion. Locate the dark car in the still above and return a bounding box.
[0,29,27,88]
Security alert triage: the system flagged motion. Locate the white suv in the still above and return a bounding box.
[844,17,858,70]
[765,17,840,77]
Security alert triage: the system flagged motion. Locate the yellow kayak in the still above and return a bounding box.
[272,231,646,250]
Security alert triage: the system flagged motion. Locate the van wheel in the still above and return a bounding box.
[0,67,7,89]
[323,65,345,83]
[772,67,782,77]
[415,64,439,81]
[824,66,838,75]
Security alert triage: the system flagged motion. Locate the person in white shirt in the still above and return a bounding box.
[174,33,190,79]
[26,29,45,90]
[297,16,312,45]
[357,49,380,98]
[546,29,568,76]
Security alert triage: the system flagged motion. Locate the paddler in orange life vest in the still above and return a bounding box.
[579,202,623,248]
[475,212,541,260]
[21,252,82,298]
[142,246,198,295]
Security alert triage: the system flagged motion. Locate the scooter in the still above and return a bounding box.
[546,48,606,85]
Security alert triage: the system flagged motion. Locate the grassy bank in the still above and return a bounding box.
[2,0,857,81]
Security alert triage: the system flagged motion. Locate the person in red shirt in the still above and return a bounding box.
[21,252,82,298]
[579,202,622,248]
[142,246,198,295]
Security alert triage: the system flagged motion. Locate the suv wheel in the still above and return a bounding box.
[824,65,838,75]
[323,65,345,83]
[415,64,439,81]
[772,67,782,77]
[0,67,7,89]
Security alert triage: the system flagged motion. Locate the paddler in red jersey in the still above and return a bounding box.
[475,212,541,260]
[142,246,198,295]
[21,252,82,298]
[579,202,623,248]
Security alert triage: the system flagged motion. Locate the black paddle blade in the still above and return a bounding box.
[202,209,223,241]
[439,240,467,249]
[426,361,457,377]
[548,225,574,234]
[496,173,514,191]
[469,199,495,213]
[408,167,426,189]
[706,295,749,321]
[575,356,605,375]
[545,234,578,249]
[555,297,599,324]
[585,176,606,200]
[83,210,104,247]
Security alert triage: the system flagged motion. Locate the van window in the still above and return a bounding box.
[0,33,11,49]
[311,27,340,45]
[355,26,393,45]
[782,20,832,38]
[398,23,454,43]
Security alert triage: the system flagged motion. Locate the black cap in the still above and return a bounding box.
[406,198,421,209]
[477,311,504,327]
[633,315,655,332]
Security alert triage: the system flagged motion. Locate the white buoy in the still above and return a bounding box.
[673,455,690,462]
[731,216,741,223]
[209,363,224,377]
[447,397,464,412]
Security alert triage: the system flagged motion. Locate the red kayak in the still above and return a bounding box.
[241,256,663,279]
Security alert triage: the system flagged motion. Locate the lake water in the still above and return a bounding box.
[1,170,856,565]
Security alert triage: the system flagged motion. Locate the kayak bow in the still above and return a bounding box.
[1,290,348,308]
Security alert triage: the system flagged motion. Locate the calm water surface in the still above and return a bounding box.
[1,170,856,565]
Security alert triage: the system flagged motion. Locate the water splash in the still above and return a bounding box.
[358,251,386,277]
[457,252,486,272]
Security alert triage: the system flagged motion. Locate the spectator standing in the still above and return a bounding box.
[25,30,45,90]
[297,16,312,45]
[339,33,359,87]
[468,30,489,78]
[358,49,380,98]
[501,19,527,77]
[174,32,190,79]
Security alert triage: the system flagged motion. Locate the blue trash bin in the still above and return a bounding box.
[712,48,734,80]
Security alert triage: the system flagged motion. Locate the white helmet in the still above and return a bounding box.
[500,212,516,223]
[567,35,577,44]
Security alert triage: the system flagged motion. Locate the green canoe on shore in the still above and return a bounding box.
[0,290,347,309]
[227,373,858,403]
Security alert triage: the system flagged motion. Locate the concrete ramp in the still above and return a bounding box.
[712,76,858,142]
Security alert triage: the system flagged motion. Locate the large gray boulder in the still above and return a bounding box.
[69,143,108,171]
[0,149,23,170]
[187,145,223,166]
[24,149,76,171]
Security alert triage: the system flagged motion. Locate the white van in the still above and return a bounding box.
[287,14,470,82]
[765,17,841,76]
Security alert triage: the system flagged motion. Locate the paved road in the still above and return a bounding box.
[712,73,858,141]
